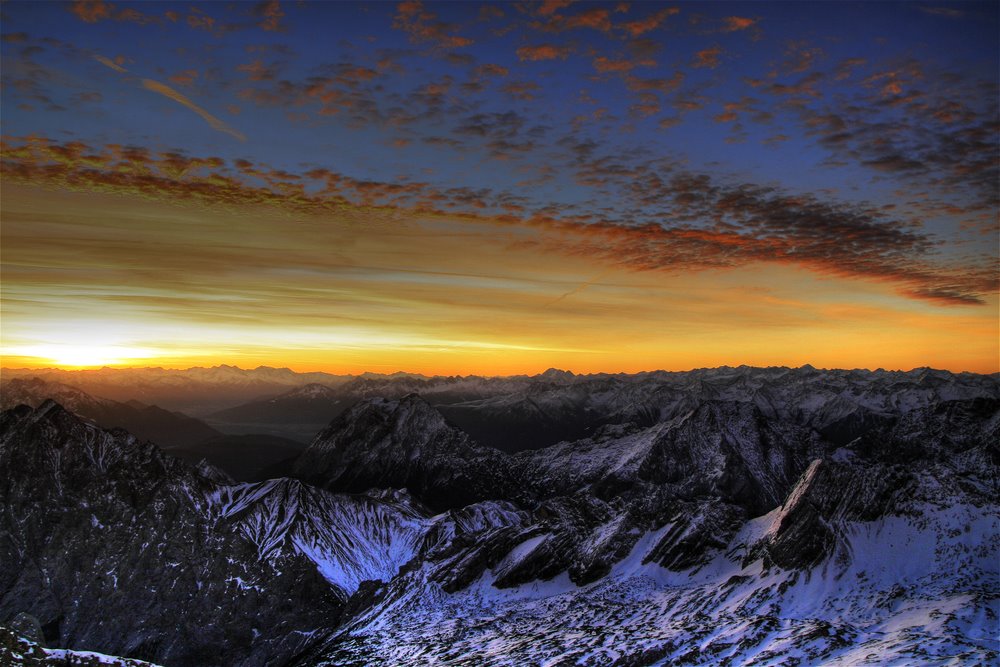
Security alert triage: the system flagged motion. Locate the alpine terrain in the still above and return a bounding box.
[1,366,997,666]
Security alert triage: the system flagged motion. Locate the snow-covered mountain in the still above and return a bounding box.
[1,367,997,666]
[205,364,1000,450]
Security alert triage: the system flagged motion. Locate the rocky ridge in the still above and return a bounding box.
[1,366,997,666]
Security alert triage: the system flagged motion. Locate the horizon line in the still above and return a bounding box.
[2,363,996,377]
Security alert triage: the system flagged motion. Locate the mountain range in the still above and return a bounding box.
[1,366,997,665]
[0,377,308,482]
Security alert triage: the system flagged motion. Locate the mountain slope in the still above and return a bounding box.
[209,383,346,425]
[195,365,1000,453]
[0,377,221,448]
[296,397,999,665]
[1,367,997,666]
[0,402,344,666]
[292,394,517,510]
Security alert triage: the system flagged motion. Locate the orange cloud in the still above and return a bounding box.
[517,44,570,61]
[537,0,574,16]
[500,80,541,100]
[169,70,199,87]
[91,54,243,141]
[71,0,113,23]
[94,54,128,73]
[722,16,758,32]
[534,7,612,32]
[563,7,611,31]
[593,56,654,74]
[237,60,278,82]
[619,7,679,37]
[4,136,993,309]
[692,45,723,69]
[70,0,156,24]
[393,0,473,49]
[140,80,246,142]
[474,63,510,78]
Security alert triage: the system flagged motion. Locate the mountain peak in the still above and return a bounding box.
[292,394,511,510]
[538,368,575,381]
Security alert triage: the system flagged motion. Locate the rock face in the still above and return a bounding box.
[0,401,342,667]
[1,624,163,666]
[292,395,516,510]
[2,366,998,667]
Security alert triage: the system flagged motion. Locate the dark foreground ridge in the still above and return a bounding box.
[1,366,997,666]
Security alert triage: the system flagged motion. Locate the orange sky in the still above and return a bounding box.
[2,183,997,375]
[1,2,997,377]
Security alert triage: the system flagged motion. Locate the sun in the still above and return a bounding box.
[4,344,154,369]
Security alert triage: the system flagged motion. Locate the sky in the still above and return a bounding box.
[1,0,997,375]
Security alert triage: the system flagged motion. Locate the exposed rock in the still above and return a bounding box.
[0,401,342,667]
[292,394,516,510]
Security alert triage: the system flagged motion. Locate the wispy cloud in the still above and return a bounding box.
[140,80,246,142]
[4,136,993,307]
[93,54,127,73]
[93,54,245,141]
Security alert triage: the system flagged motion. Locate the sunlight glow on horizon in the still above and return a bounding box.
[1,2,997,381]
[2,185,997,377]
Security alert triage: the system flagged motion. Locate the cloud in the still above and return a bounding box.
[70,0,113,23]
[623,72,684,93]
[516,44,570,61]
[755,57,1000,214]
[618,7,680,37]
[453,111,541,158]
[711,97,761,124]
[186,10,216,31]
[473,63,509,78]
[781,40,824,74]
[834,57,867,81]
[532,172,997,306]
[237,59,279,81]
[169,69,199,87]
[537,0,574,17]
[70,0,157,25]
[593,56,654,74]
[93,54,128,73]
[918,6,966,18]
[91,53,245,141]
[394,0,473,49]
[500,80,541,101]
[745,71,824,99]
[692,45,723,69]
[532,7,613,32]
[141,80,246,142]
[256,0,285,31]
[721,16,758,32]
[4,136,992,308]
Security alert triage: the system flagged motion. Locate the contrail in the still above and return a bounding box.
[140,79,246,142]
[93,54,245,142]
[93,54,128,73]
[545,270,612,306]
